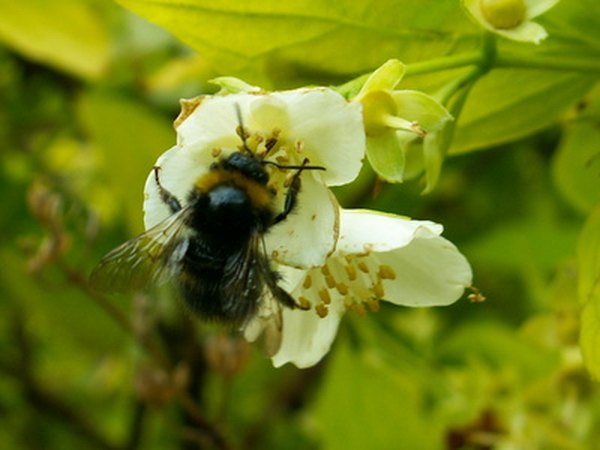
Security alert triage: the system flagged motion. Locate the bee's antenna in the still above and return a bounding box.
[234,103,252,154]
[262,160,326,172]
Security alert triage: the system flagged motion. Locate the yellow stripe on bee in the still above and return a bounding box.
[194,170,273,209]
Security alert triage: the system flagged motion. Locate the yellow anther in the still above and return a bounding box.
[318,288,331,305]
[302,275,312,290]
[367,298,380,312]
[325,275,337,289]
[344,264,357,281]
[298,296,311,309]
[336,282,349,296]
[344,295,354,308]
[315,303,329,318]
[357,261,370,273]
[320,264,331,276]
[352,303,367,317]
[378,264,397,280]
[211,147,222,158]
[373,281,385,299]
[275,155,289,165]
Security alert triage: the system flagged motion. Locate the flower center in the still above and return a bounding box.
[480,0,526,29]
[213,125,308,199]
[295,253,397,318]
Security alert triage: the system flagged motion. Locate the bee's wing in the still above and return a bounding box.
[90,207,193,293]
[234,236,301,356]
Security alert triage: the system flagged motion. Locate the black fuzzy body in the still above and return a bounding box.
[176,153,280,324]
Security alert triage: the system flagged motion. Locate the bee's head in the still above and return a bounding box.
[218,151,269,185]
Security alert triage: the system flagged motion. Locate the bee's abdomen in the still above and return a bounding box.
[177,242,260,324]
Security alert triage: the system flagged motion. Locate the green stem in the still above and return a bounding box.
[405,51,481,76]
[405,43,600,77]
[437,66,484,106]
[496,53,600,73]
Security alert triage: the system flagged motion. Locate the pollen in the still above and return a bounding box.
[367,298,380,312]
[350,303,367,316]
[302,275,312,289]
[357,261,370,273]
[325,275,337,289]
[336,282,349,296]
[298,296,311,309]
[315,303,329,318]
[275,154,289,165]
[378,265,396,280]
[294,254,393,320]
[211,147,222,157]
[318,288,331,305]
[344,264,357,281]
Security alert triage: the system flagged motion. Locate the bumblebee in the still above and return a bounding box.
[90,115,324,326]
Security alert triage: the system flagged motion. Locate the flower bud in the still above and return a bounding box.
[480,0,526,29]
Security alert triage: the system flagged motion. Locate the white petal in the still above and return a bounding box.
[525,0,560,19]
[265,173,339,268]
[281,89,365,186]
[176,89,365,188]
[494,20,548,44]
[142,142,214,229]
[378,234,473,307]
[175,94,253,149]
[338,209,443,254]
[271,303,344,368]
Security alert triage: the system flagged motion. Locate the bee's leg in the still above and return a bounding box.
[153,166,182,213]
[273,159,309,225]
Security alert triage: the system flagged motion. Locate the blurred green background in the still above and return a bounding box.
[1,1,600,449]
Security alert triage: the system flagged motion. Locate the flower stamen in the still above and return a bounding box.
[302,275,312,289]
[318,288,331,305]
[315,303,329,318]
[378,265,397,280]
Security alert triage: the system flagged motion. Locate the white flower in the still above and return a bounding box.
[143,88,365,268]
[462,0,560,44]
[245,209,473,368]
[140,86,472,369]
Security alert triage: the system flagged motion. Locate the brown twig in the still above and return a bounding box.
[242,362,328,449]
[0,311,120,450]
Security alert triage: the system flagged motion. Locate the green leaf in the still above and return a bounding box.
[577,205,600,378]
[77,90,175,233]
[314,341,441,450]
[580,302,600,380]
[541,0,600,53]
[116,0,476,83]
[439,321,559,380]
[577,205,600,306]
[0,0,110,80]
[552,115,600,214]
[450,69,595,154]
[466,215,579,273]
